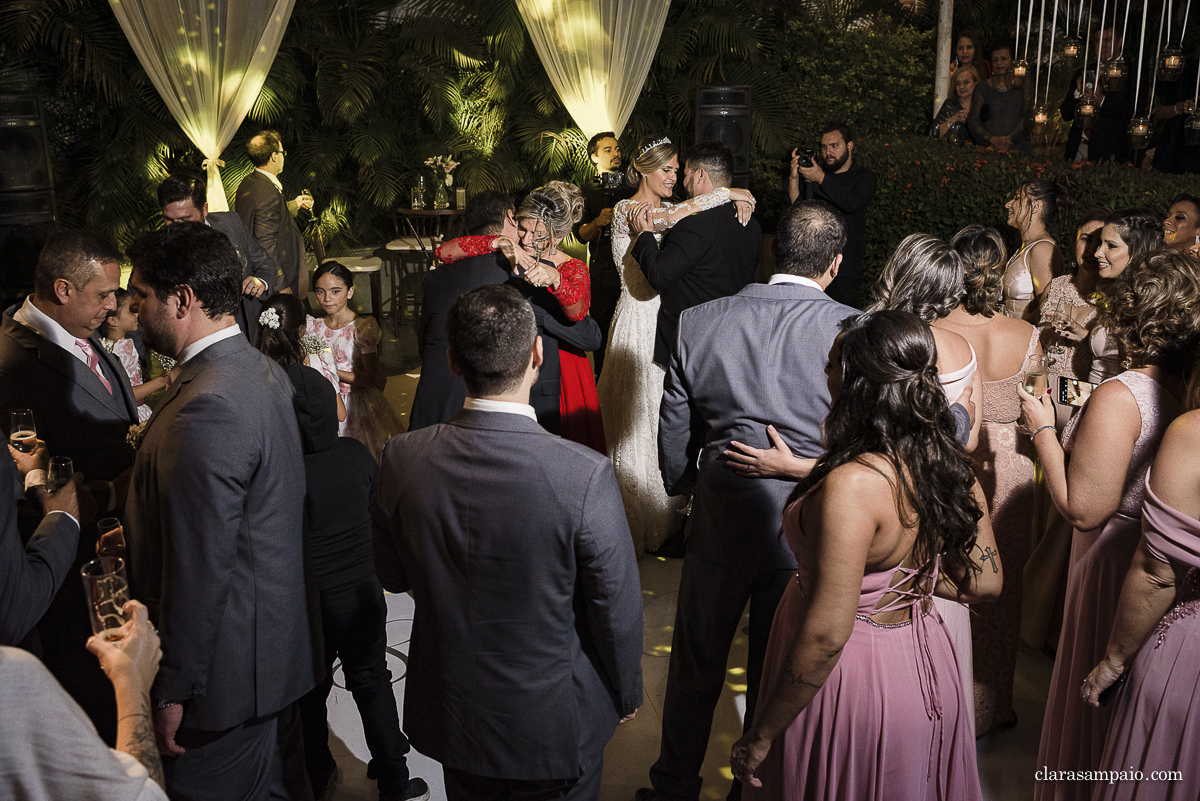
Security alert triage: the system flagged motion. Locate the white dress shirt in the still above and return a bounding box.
[176,324,243,366]
[767,274,824,291]
[255,167,283,193]
[13,297,93,368]
[463,397,538,422]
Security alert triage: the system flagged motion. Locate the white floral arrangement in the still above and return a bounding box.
[424,155,460,187]
[301,334,329,356]
[259,307,281,329]
[127,421,149,451]
[152,352,176,372]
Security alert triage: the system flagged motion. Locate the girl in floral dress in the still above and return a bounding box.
[99,288,171,422]
[305,262,404,459]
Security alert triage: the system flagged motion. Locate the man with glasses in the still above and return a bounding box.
[235,130,313,297]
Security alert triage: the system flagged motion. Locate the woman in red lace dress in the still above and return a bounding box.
[434,182,604,453]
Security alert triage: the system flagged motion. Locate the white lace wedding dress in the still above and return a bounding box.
[598,190,731,553]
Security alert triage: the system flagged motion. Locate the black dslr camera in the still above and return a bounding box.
[597,172,625,191]
[795,149,818,168]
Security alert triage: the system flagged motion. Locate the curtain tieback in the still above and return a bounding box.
[201,158,225,171]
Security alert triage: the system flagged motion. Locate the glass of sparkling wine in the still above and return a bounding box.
[47,457,73,492]
[81,557,129,641]
[10,409,36,453]
[1022,355,1049,397]
[96,517,126,559]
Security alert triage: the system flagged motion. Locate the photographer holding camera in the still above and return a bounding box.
[575,132,632,377]
[787,124,876,307]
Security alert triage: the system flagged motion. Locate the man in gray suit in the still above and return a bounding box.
[158,173,277,346]
[373,284,643,801]
[641,201,856,801]
[124,222,318,800]
[235,130,312,297]
[0,230,138,739]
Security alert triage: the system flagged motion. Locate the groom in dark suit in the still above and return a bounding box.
[124,222,318,800]
[0,230,138,739]
[158,173,277,346]
[640,201,857,801]
[374,284,642,801]
[409,191,602,433]
[631,142,762,367]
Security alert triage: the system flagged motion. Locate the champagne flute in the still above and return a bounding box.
[1022,354,1049,397]
[81,557,129,641]
[47,456,73,492]
[10,409,36,453]
[96,517,126,559]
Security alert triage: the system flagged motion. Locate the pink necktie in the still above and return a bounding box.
[76,338,113,395]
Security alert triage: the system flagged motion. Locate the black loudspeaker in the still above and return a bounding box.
[0,93,57,305]
[694,85,752,187]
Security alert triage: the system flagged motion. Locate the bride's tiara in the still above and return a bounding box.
[639,137,672,158]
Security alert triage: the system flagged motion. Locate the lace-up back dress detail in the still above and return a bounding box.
[1036,371,1182,801]
[743,494,983,801]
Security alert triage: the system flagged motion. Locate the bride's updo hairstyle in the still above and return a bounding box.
[793,310,983,593]
[257,292,308,367]
[625,135,678,189]
[870,233,964,323]
[516,181,584,240]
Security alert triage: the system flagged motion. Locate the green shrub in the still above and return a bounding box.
[853,134,1193,292]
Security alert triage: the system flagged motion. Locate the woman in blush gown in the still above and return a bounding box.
[1001,175,1082,321]
[869,233,983,724]
[732,310,999,801]
[1083,365,1200,801]
[1020,249,1199,801]
[940,225,1041,737]
[599,134,755,553]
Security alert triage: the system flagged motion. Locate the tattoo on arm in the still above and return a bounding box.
[127,715,165,789]
[782,658,824,690]
[979,546,1000,574]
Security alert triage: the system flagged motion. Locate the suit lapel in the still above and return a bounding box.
[91,335,139,423]
[24,331,134,422]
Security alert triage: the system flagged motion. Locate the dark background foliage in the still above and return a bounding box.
[0,0,1193,279]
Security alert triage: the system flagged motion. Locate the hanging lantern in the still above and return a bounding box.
[1061,35,1081,60]
[1103,55,1127,93]
[1078,98,1097,120]
[1159,47,1185,82]
[1128,117,1151,150]
[1031,106,1051,135]
[1185,114,1200,145]
[1011,59,1029,87]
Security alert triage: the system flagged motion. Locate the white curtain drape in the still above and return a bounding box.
[515,0,671,138]
[107,0,296,211]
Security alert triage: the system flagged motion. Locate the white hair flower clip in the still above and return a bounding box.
[259,308,281,329]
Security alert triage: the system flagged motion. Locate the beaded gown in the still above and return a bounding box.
[598,189,733,553]
[744,494,983,801]
[1095,478,1200,801]
[969,327,1038,735]
[1035,371,1180,801]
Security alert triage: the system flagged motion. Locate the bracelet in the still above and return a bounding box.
[1031,424,1057,439]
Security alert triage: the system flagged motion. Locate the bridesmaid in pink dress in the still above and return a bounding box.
[1020,250,1198,801]
[732,311,999,801]
[1083,359,1200,801]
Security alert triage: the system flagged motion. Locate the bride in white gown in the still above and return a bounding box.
[598,135,754,553]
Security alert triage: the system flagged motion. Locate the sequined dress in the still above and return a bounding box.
[1035,371,1181,801]
[969,327,1038,735]
[598,190,732,553]
[744,494,983,801]
[1096,476,1200,801]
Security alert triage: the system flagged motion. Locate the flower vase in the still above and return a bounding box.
[433,181,449,210]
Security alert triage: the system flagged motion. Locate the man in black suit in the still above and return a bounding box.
[0,230,139,739]
[409,190,603,433]
[374,284,643,801]
[124,223,318,800]
[631,142,762,366]
[234,130,312,297]
[1060,27,1134,164]
[158,173,277,346]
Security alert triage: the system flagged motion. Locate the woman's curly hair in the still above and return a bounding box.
[951,225,1007,317]
[1099,249,1200,377]
[869,233,964,322]
[792,310,983,595]
[517,181,584,240]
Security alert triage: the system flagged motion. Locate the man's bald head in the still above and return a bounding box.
[247,131,283,169]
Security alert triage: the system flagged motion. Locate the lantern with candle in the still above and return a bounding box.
[1011,59,1029,88]
[1159,47,1185,82]
[1030,106,1051,136]
[1127,117,1151,150]
[1061,35,1081,61]
[1102,56,1127,93]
